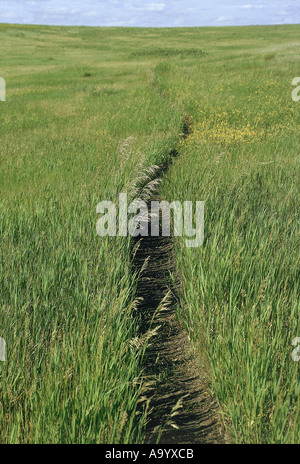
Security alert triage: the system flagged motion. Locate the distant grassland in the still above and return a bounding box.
[0,23,299,443]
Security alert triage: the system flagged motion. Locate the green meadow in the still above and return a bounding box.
[0,23,299,443]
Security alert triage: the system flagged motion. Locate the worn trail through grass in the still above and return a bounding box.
[131,137,226,444]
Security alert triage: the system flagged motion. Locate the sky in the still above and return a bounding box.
[0,0,300,27]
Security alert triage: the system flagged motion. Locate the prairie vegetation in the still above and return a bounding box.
[0,23,299,443]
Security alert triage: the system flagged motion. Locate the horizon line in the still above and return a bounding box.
[1,22,300,28]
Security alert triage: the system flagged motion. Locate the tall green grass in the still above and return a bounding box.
[160,25,300,443]
[0,24,182,443]
[164,148,299,443]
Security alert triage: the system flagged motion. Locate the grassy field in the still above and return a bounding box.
[0,23,299,443]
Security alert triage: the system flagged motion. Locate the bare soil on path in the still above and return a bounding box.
[132,197,226,444]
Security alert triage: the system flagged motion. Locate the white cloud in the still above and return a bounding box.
[216,15,233,22]
[239,3,265,9]
[146,3,166,12]
[131,3,166,12]
[83,10,99,17]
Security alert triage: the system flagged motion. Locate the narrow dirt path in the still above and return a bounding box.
[132,190,226,444]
